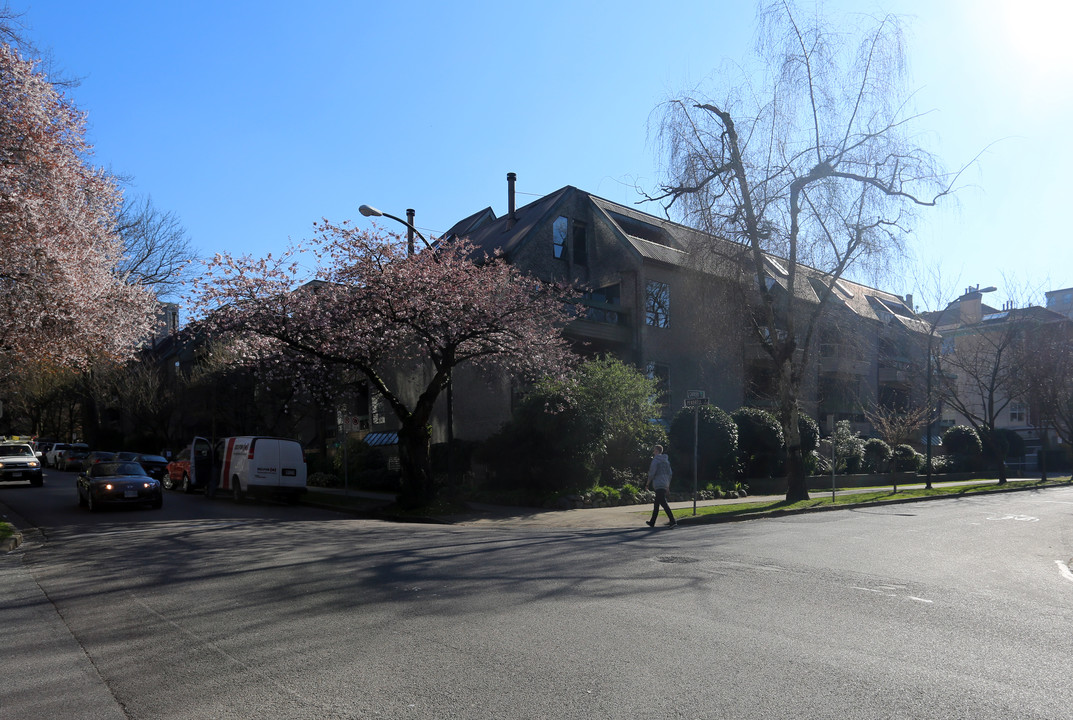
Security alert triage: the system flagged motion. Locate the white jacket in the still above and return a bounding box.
[648,453,672,490]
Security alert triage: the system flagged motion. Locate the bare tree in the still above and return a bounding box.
[1013,317,1073,479]
[932,306,1029,483]
[865,403,929,449]
[647,1,962,501]
[114,194,197,296]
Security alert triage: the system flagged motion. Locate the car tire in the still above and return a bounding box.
[87,492,100,513]
[30,477,42,487]
[182,473,192,493]
[77,487,86,507]
[232,477,245,503]
[152,497,163,510]
[162,474,174,491]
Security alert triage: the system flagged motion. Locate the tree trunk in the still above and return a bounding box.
[779,361,810,502]
[396,420,435,508]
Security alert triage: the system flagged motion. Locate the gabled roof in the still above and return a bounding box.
[449,186,573,258]
[445,183,924,329]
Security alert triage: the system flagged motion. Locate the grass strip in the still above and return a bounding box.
[683,477,1073,522]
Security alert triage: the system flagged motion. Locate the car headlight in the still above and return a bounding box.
[28,461,39,468]
[104,483,114,491]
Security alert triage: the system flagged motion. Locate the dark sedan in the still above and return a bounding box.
[77,461,163,512]
[132,457,167,485]
[61,449,89,471]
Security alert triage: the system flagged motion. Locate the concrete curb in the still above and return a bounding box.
[673,479,1073,526]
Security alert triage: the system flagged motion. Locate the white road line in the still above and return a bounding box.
[908,596,934,604]
[1055,560,1073,583]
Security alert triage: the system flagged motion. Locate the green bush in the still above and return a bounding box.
[475,356,666,501]
[980,428,1025,467]
[732,407,784,478]
[669,404,739,484]
[832,420,865,474]
[798,413,820,454]
[893,444,922,472]
[863,438,893,473]
[942,425,982,472]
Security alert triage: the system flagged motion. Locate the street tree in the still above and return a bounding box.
[932,312,1028,483]
[114,194,198,297]
[193,224,578,507]
[648,1,960,501]
[0,40,154,379]
[1012,317,1073,479]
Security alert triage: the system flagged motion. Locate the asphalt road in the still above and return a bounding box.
[3,472,1073,719]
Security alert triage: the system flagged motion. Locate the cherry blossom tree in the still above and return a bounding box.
[0,41,154,379]
[193,223,579,507]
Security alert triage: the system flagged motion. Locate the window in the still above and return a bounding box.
[572,220,588,265]
[645,280,670,328]
[1010,402,1027,424]
[552,216,567,259]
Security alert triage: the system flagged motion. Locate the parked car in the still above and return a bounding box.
[81,451,116,473]
[0,443,43,486]
[133,454,168,483]
[77,461,163,512]
[61,448,90,471]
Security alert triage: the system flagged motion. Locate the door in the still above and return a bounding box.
[191,436,213,488]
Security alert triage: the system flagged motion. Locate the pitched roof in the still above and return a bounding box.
[445,184,922,329]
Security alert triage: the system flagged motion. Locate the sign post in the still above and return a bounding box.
[684,392,708,515]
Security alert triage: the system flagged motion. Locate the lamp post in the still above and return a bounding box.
[359,203,454,485]
[358,205,434,253]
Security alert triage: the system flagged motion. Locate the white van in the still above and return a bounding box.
[185,436,307,503]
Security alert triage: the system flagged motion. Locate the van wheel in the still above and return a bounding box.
[182,473,192,493]
[162,474,174,491]
[232,478,245,503]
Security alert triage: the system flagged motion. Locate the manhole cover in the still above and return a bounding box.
[656,556,700,564]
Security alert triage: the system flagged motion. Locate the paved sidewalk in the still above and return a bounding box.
[444,493,784,529]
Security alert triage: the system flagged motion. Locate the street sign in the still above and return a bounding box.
[685,390,706,400]
[684,397,709,408]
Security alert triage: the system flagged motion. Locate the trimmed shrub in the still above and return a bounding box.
[893,444,922,472]
[942,425,982,472]
[863,438,893,473]
[669,404,739,484]
[732,407,784,478]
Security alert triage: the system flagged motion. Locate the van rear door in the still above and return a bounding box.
[191,436,213,489]
[249,438,280,486]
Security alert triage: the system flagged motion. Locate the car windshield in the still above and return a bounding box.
[1,445,34,456]
[138,455,167,463]
[90,462,145,477]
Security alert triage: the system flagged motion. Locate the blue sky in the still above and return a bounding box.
[14,0,1073,311]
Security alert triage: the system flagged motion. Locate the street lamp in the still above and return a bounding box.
[359,203,454,485]
[358,204,434,252]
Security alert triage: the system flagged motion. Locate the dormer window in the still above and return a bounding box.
[553,216,567,259]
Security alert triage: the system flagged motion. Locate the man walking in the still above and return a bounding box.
[645,445,676,527]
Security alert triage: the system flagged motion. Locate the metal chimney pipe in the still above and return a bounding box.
[406,208,415,256]
[507,172,517,229]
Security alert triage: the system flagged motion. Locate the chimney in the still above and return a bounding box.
[959,291,983,325]
[406,208,415,256]
[507,172,517,229]
[904,293,913,311]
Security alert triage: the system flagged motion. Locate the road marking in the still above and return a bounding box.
[986,514,1039,522]
[1056,561,1073,583]
[908,596,934,604]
